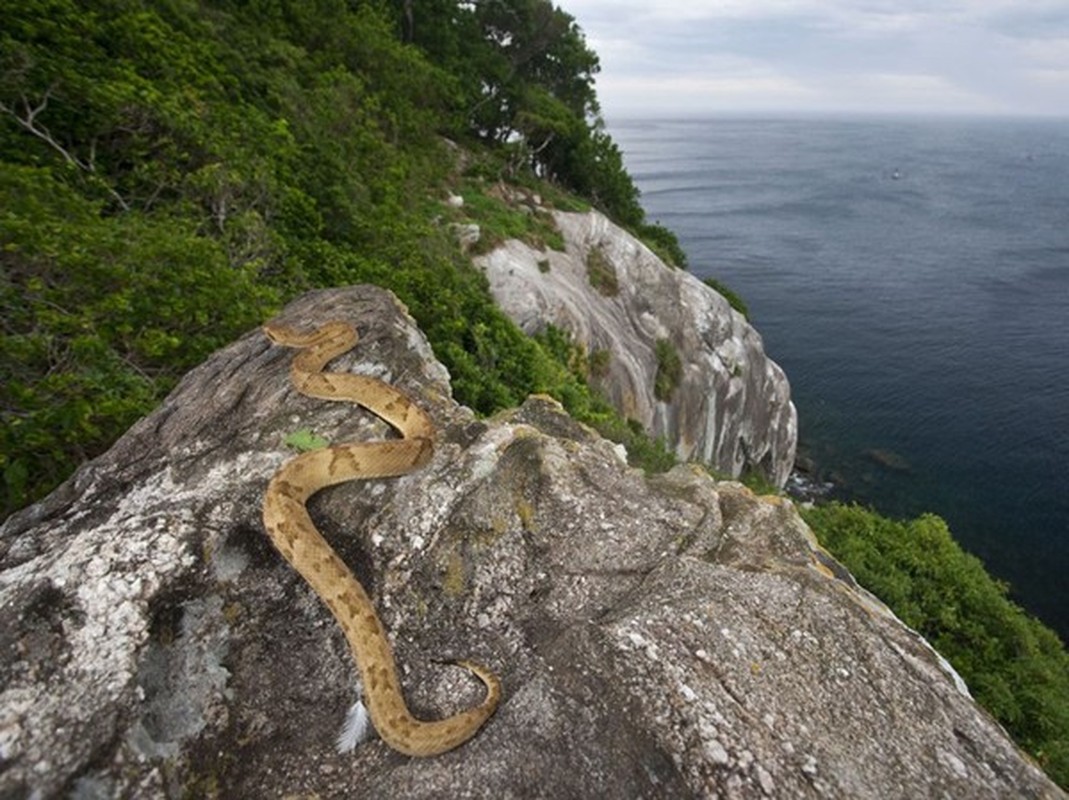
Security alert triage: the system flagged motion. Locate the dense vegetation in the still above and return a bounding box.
[2,1,1066,789]
[1,0,677,515]
[804,503,1069,786]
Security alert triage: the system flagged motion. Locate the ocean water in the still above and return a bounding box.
[610,115,1069,641]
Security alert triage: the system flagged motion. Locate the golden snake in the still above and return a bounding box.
[261,320,500,757]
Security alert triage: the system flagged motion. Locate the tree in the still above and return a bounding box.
[468,0,599,143]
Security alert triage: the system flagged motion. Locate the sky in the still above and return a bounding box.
[559,0,1069,119]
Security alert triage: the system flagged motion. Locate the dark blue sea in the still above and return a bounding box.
[610,115,1069,642]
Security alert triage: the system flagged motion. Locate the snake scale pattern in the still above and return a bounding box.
[261,320,500,757]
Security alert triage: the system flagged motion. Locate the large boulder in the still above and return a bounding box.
[475,208,797,487]
[0,286,1059,798]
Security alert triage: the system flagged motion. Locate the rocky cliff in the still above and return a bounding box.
[474,205,796,487]
[0,287,1060,799]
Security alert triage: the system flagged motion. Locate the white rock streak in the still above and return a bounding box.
[475,208,796,485]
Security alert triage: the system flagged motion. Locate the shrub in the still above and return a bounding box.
[703,277,750,320]
[457,187,564,254]
[0,164,276,515]
[653,338,683,402]
[588,348,611,379]
[637,222,688,269]
[803,503,1069,788]
[586,246,619,296]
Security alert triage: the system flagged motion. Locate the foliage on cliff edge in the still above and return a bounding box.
[0,0,675,515]
[805,503,1069,787]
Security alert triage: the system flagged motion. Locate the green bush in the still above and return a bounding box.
[804,503,1069,788]
[586,247,619,296]
[654,338,683,401]
[0,164,277,514]
[702,277,750,320]
[588,348,611,379]
[637,222,688,269]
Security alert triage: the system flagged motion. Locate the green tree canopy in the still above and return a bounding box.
[380,0,653,227]
[0,0,679,515]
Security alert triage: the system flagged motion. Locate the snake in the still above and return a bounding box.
[260,319,500,757]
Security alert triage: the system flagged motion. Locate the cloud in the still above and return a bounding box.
[562,0,1069,116]
[597,62,818,115]
[1028,68,1069,86]
[1018,37,1069,65]
[983,3,1069,39]
[844,72,1006,113]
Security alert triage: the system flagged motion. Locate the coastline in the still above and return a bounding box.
[609,114,1069,643]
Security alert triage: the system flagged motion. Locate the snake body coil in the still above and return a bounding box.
[261,320,500,757]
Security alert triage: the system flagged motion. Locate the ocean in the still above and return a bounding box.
[609,115,1069,642]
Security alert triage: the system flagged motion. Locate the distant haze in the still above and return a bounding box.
[563,0,1069,118]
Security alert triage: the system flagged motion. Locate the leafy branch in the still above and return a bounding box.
[0,85,129,211]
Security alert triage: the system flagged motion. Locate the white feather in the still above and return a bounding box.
[336,699,371,754]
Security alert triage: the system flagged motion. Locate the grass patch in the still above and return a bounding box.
[535,182,592,213]
[653,338,683,402]
[703,277,750,320]
[456,189,532,252]
[586,246,619,296]
[588,348,611,380]
[456,184,564,254]
[636,222,688,269]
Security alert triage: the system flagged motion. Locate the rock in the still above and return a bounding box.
[474,210,797,487]
[449,222,481,251]
[794,454,818,475]
[784,469,836,504]
[1,286,1061,799]
[864,448,912,473]
[486,181,542,212]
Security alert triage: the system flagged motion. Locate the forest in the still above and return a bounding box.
[1,0,682,518]
[1,0,1065,788]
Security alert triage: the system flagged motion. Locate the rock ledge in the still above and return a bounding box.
[0,287,1059,799]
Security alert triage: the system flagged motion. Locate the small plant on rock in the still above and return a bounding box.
[654,338,683,401]
[586,246,619,296]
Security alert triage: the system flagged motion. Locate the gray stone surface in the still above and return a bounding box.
[1,286,1061,799]
[474,208,797,486]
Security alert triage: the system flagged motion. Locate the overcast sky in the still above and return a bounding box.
[560,0,1069,119]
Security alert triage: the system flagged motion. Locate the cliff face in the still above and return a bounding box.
[474,208,797,487]
[1,286,1060,799]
